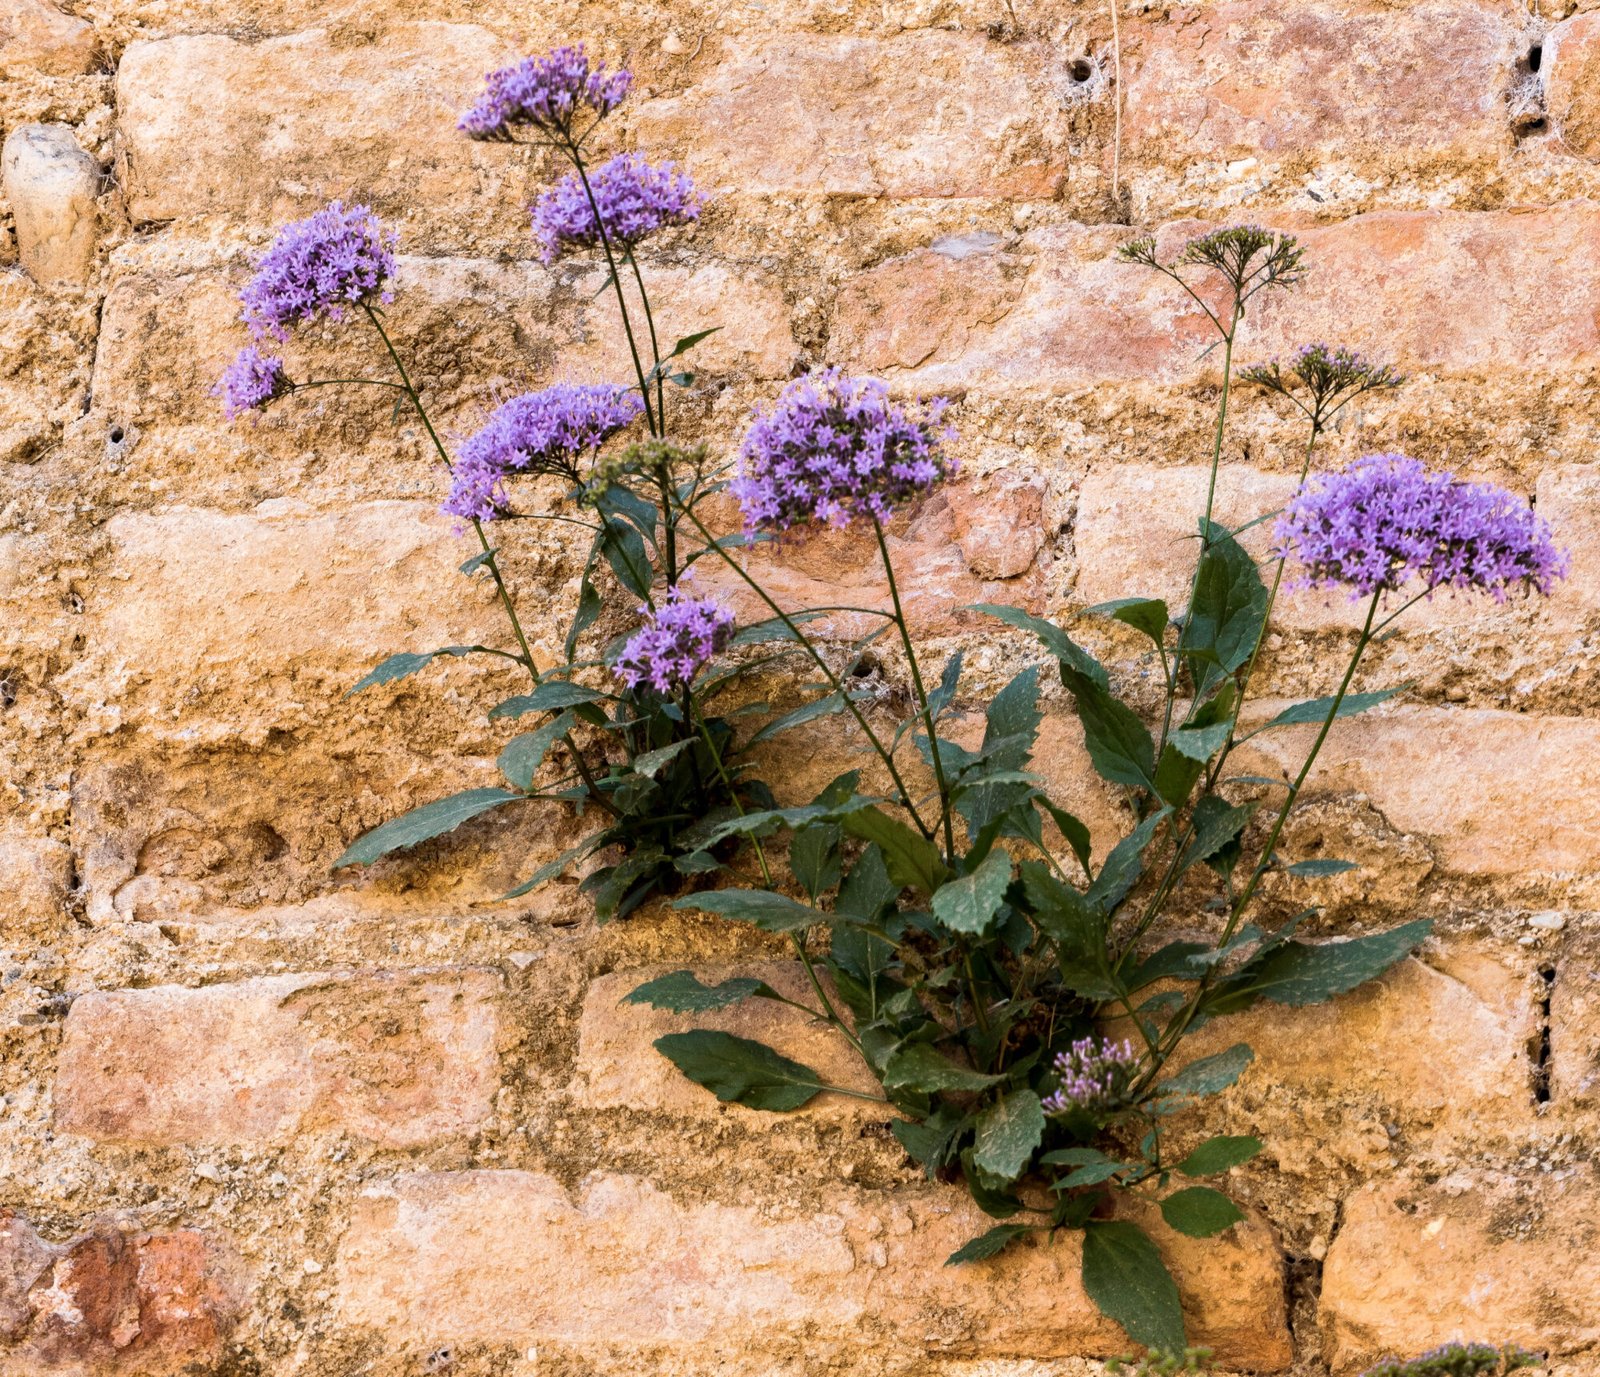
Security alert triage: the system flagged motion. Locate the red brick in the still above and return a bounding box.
[633,34,1076,198]
[1320,1168,1600,1372]
[0,1210,246,1375]
[336,1170,1290,1366]
[54,968,502,1147]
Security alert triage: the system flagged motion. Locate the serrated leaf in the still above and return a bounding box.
[1183,796,1256,872]
[1284,858,1358,878]
[1156,1043,1254,1101]
[671,888,821,933]
[623,970,776,1013]
[1176,1135,1263,1177]
[945,1223,1033,1266]
[654,1030,829,1111]
[1081,1220,1186,1354]
[1168,720,1232,762]
[1259,684,1411,731]
[972,1089,1045,1182]
[334,787,523,868]
[1063,669,1157,792]
[632,738,695,779]
[347,646,485,696]
[1087,809,1169,912]
[970,603,1109,688]
[928,650,964,722]
[931,852,1013,936]
[497,711,576,791]
[1185,527,1268,676]
[1159,1185,1244,1237]
[1223,919,1430,1008]
[981,665,1042,770]
[1087,597,1171,646]
[789,823,841,901]
[500,834,603,899]
[490,682,608,720]
[882,1043,1003,1093]
[837,843,899,921]
[841,808,949,894]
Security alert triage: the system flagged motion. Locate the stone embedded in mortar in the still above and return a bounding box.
[0,0,96,77]
[0,1209,246,1373]
[2,124,100,290]
[1320,1167,1600,1372]
[334,1170,1291,1367]
[1550,937,1600,1108]
[54,968,503,1147]
[946,473,1047,579]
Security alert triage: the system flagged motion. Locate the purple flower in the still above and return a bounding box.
[213,346,290,419]
[442,383,644,522]
[239,201,397,341]
[614,587,735,696]
[459,45,631,142]
[1041,1036,1140,1117]
[1238,342,1404,418]
[1275,454,1568,602]
[732,369,955,533]
[531,153,702,265]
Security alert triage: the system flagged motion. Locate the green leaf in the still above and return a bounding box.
[1159,1186,1245,1238]
[945,1223,1033,1266]
[1223,919,1430,1008]
[1176,1135,1263,1177]
[882,1043,1003,1093]
[1051,1159,1129,1189]
[1183,796,1256,872]
[1285,858,1358,878]
[1156,1043,1254,1101]
[623,971,777,1013]
[347,645,487,696]
[972,1089,1045,1182]
[1081,1220,1186,1354]
[749,691,846,745]
[334,787,523,868]
[981,665,1042,770]
[1168,719,1232,762]
[459,549,497,575]
[1063,669,1157,792]
[653,1030,830,1111]
[497,711,575,791]
[970,603,1109,688]
[841,808,949,894]
[1037,798,1093,876]
[500,834,603,899]
[1087,809,1169,912]
[789,824,842,901]
[490,681,608,719]
[600,516,653,599]
[671,888,821,933]
[928,650,964,721]
[1039,1146,1117,1167]
[632,738,695,779]
[931,852,1013,937]
[1087,597,1170,646]
[1258,684,1411,731]
[837,842,899,922]
[1185,526,1268,676]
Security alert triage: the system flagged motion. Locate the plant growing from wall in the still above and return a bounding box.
[217,47,1569,1353]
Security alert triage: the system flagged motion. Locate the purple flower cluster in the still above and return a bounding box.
[1041,1036,1140,1117]
[213,345,290,419]
[731,370,955,533]
[459,45,632,142]
[239,201,397,341]
[531,153,702,265]
[442,384,644,522]
[1275,454,1568,602]
[1238,342,1404,415]
[613,587,735,696]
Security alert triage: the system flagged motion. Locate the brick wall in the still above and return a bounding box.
[2,0,1599,1373]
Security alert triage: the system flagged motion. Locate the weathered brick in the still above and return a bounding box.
[1535,462,1600,622]
[1320,1168,1600,1372]
[0,0,96,77]
[1545,12,1600,159]
[0,833,71,928]
[54,969,502,1147]
[1239,706,1600,876]
[633,34,1076,198]
[0,1208,246,1375]
[336,1170,1290,1366]
[115,26,529,250]
[1551,937,1600,1108]
[1122,2,1516,172]
[577,963,884,1118]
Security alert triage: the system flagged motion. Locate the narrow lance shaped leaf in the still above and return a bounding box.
[969,603,1110,688]
[490,681,609,720]
[1254,684,1412,733]
[1284,858,1358,878]
[671,888,822,933]
[1081,1220,1186,1355]
[946,1224,1034,1266]
[1063,668,1157,793]
[654,1030,833,1111]
[347,645,494,696]
[1184,524,1268,676]
[623,971,779,1013]
[497,710,576,791]
[1155,1042,1254,1103]
[1218,919,1431,1009]
[334,788,524,868]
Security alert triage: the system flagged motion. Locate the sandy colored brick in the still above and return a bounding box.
[1546,12,1600,159]
[1320,1168,1600,1372]
[0,0,96,77]
[1551,937,1600,1107]
[1535,462,1600,623]
[3,124,100,290]
[1123,2,1516,168]
[336,1170,1290,1366]
[115,25,530,250]
[633,33,1076,198]
[54,968,502,1147]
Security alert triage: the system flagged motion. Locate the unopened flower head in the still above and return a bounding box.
[1120,223,1304,303]
[459,45,631,142]
[531,153,702,265]
[1237,343,1404,419]
[614,586,735,696]
[214,346,291,419]
[1041,1036,1140,1117]
[1358,1342,1541,1377]
[239,201,397,341]
[1275,454,1568,602]
[732,369,955,533]
[442,383,644,522]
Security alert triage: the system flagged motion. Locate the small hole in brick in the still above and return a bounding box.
[1532,963,1555,1105]
[1529,43,1543,73]
[1068,58,1095,83]
[108,426,124,444]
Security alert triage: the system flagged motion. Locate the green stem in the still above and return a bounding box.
[871,516,957,862]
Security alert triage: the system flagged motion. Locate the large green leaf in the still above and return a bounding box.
[789,823,842,901]
[749,691,847,745]
[490,681,609,720]
[334,787,523,868]
[981,665,1042,770]
[1257,684,1411,732]
[1159,1186,1244,1238]
[882,1043,1003,1093]
[1063,669,1157,792]
[497,711,576,791]
[1087,809,1169,912]
[1081,1220,1185,1354]
[1086,597,1170,647]
[945,1223,1033,1266]
[841,808,949,894]
[654,1031,831,1111]
[836,843,899,921]
[970,603,1109,688]
[623,971,777,1013]
[600,514,653,599]
[1184,526,1268,676]
[972,1089,1045,1182]
[931,852,1013,936]
[1221,919,1430,1008]
[347,645,489,696]
[1156,1043,1254,1102]
[671,888,822,933]
[1176,1135,1263,1177]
